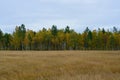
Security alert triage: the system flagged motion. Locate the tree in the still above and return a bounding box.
[0,29,3,49]
[91,30,97,49]
[0,24,120,50]
[87,30,92,49]
[102,28,106,34]
[83,27,90,49]
[113,26,118,33]
[84,27,89,33]
[51,25,58,50]
[44,29,52,50]
[3,33,12,50]
[108,35,115,50]
[13,24,26,50]
[88,31,92,40]
[24,30,35,50]
[65,26,70,33]
[69,31,79,50]
[51,25,58,36]
[65,32,70,50]
[57,29,65,50]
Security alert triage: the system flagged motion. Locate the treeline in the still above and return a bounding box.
[0,24,120,50]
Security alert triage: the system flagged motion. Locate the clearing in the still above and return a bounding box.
[0,51,120,80]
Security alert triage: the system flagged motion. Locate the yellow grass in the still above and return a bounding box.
[0,51,120,80]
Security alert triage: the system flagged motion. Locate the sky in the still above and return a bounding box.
[0,0,120,33]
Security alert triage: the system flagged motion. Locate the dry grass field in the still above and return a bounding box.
[0,51,120,80]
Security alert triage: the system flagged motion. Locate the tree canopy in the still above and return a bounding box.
[0,24,120,50]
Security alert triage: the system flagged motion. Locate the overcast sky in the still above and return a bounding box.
[0,0,120,33]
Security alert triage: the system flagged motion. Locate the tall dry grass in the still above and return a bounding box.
[0,51,120,80]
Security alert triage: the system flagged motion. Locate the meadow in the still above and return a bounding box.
[0,51,120,80]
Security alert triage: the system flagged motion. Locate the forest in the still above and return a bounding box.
[0,24,120,50]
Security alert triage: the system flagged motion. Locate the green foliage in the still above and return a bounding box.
[51,25,58,36]
[0,25,120,50]
[0,29,3,49]
[12,24,26,50]
[3,33,12,49]
[65,26,70,33]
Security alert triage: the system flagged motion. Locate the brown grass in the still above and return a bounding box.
[0,51,120,80]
